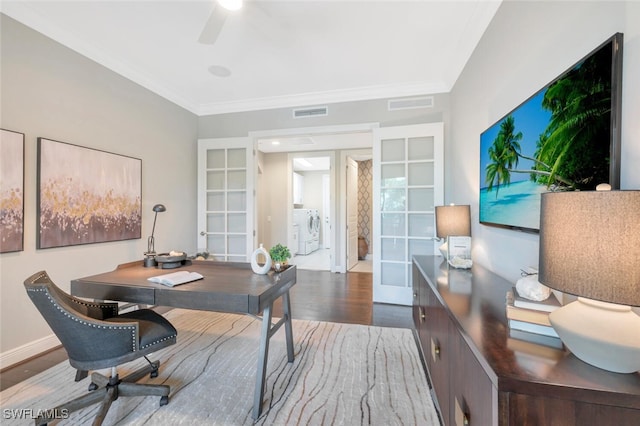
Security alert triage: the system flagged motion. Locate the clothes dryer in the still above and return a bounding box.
[293,208,319,255]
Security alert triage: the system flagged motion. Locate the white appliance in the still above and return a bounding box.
[293,208,319,255]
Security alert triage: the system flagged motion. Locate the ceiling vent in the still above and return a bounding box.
[293,106,328,118]
[388,96,434,111]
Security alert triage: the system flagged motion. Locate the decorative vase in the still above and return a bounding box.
[251,244,272,274]
[358,237,368,260]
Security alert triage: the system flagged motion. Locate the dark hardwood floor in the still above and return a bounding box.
[0,269,413,391]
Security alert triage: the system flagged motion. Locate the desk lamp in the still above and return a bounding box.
[538,190,640,373]
[144,204,166,267]
[435,204,471,258]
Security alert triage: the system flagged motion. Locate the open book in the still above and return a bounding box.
[148,271,204,287]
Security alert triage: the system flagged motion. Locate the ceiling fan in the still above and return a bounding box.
[198,0,255,45]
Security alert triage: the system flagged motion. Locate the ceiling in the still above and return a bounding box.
[2,0,501,117]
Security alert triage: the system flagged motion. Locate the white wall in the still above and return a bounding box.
[449,1,640,283]
[0,15,198,364]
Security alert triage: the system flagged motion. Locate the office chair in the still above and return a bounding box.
[24,271,177,426]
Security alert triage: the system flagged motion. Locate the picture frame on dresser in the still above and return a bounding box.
[479,33,623,233]
[36,137,142,249]
[0,129,25,253]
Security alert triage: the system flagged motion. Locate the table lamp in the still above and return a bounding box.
[144,203,166,267]
[538,190,640,373]
[435,204,471,258]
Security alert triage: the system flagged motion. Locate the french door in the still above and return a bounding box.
[197,137,254,261]
[372,123,443,305]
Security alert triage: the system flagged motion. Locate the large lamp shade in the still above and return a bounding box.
[539,190,640,306]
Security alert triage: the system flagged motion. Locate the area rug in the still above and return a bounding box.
[0,309,439,425]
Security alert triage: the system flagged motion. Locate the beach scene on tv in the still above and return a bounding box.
[479,40,613,231]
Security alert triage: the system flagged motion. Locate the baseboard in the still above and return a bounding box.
[0,334,61,371]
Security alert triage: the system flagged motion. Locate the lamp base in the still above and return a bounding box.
[143,255,157,268]
[549,297,640,373]
[438,241,448,258]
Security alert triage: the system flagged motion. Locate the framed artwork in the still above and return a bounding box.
[0,129,25,253]
[479,33,622,233]
[37,138,142,249]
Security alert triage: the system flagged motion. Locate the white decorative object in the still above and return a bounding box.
[515,274,551,301]
[250,244,271,274]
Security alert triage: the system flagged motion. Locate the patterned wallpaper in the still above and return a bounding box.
[357,160,372,254]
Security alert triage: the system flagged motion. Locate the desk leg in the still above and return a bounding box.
[252,290,296,420]
[282,290,294,362]
[253,303,273,420]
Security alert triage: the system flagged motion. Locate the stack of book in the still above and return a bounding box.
[506,287,563,351]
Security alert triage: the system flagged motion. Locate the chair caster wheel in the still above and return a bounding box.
[150,369,159,378]
[88,382,98,391]
[160,395,169,406]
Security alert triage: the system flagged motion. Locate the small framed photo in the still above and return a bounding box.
[447,236,472,268]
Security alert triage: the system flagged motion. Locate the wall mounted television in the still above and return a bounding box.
[479,33,623,233]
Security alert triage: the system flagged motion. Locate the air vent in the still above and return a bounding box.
[388,96,434,111]
[293,106,328,118]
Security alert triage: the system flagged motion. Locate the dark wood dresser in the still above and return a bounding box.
[412,255,640,426]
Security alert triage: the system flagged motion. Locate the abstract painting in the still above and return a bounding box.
[37,138,141,249]
[0,129,25,253]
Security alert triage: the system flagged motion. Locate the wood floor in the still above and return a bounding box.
[0,269,413,391]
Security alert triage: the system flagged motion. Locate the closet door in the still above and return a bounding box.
[197,138,254,261]
[373,123,443,305]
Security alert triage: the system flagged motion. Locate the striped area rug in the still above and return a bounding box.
[1,309,439,425]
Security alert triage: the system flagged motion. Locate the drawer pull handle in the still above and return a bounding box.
[430,338,440,362]
[455,396,470,426]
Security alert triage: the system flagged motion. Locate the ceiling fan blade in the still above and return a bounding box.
[198,4,229,45]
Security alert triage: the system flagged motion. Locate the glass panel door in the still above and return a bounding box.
[373,124,443,305]
[198,138,253,261]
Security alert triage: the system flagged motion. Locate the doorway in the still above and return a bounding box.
[290,155,331,271]
[345,154,373,274]
[250,123,377,274]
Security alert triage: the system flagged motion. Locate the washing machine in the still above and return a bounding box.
[293,208,319,255]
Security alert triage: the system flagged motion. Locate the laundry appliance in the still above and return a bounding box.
[293,208,320,255]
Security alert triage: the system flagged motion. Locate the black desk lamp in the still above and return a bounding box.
[144,204,166,267]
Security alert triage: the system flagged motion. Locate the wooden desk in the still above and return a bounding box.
[71,260,296,419]
[412,255,640,425]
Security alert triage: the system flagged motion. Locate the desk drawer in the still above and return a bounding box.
[71,281,155,305]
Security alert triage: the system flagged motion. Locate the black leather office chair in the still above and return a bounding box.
[24,271,177,426]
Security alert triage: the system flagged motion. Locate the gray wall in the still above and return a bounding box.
[0,15,198,360]
[449,1,640,283]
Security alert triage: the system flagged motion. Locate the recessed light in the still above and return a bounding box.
[208,65,231,78]
[271,140,280,145]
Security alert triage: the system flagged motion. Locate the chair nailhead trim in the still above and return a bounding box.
[27,287,137,351]
[69,299,118,315]
[140,334,177,350]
